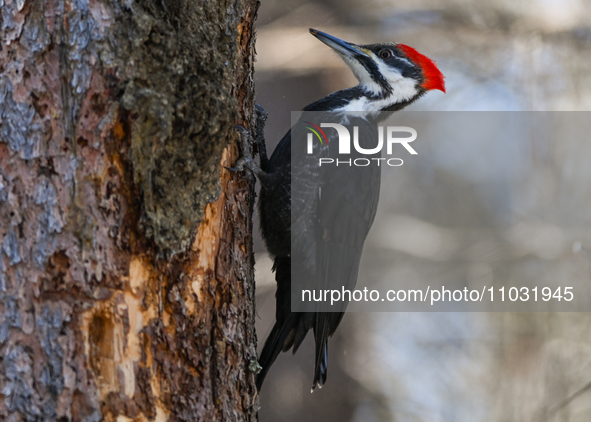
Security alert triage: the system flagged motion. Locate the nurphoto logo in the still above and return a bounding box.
[304,122,418,167]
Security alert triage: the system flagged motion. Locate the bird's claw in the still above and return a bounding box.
[234,124,254,157]
[234,124,250,137]
[224,163,244,173]
[254,105,269,164]
[255,105,268,125]
[229,105,269,177]
[225,156,250,173]
[228,125,260,177]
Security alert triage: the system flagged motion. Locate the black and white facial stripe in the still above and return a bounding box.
[309,29,439,112]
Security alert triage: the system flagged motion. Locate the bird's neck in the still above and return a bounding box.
[304,82,423,113]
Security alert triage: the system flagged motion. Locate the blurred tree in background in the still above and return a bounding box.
[254,1,591,421]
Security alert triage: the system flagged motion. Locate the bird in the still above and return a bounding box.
[234,28,445,392]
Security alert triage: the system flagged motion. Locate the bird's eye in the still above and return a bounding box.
[380,50,391,59]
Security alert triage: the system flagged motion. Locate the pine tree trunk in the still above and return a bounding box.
[0,0,259,420]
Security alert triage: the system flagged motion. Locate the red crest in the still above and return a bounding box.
[398,44,446,93]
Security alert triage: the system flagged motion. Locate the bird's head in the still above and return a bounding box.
[309,29,445,112]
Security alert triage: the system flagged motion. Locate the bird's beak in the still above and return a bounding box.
[309,28,369,58]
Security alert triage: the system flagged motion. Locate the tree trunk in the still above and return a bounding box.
[0,0,259,420]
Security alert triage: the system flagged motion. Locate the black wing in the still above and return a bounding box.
[257,113,381,390]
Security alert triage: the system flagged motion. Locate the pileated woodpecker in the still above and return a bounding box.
[234,29,445,392]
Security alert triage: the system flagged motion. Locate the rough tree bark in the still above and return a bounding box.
[0,0,260,421]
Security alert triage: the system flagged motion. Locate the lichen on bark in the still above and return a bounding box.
[108,0,246,256]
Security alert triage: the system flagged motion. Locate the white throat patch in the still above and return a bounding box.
[337,51,420,112]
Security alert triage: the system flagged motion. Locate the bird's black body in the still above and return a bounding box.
[256,111,384,391]
[245,29,446,391]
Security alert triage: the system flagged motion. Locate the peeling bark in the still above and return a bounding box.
[0,0,259,420]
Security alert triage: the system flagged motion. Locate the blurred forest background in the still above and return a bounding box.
[252,0,591,420]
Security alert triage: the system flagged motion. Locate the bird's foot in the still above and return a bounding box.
[254,105,268,161]
[227,105,269,176]
[226,125,263,177]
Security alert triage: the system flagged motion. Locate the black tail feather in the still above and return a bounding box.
[312,315,330,390]
[256,313,297,391]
